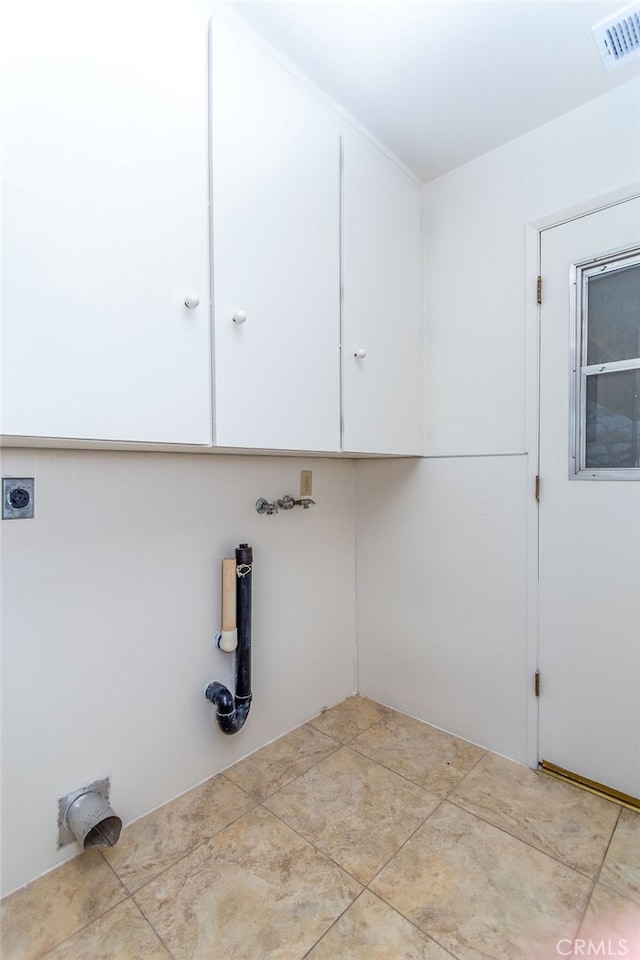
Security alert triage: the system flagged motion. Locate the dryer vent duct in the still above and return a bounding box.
[57,777,122,850]
[592,3,640,71]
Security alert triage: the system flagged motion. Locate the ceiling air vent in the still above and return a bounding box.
[592,3,640,71]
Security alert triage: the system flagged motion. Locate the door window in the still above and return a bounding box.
[572,249,640,478]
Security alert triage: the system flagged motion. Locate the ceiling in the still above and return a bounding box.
[224,1,640,182]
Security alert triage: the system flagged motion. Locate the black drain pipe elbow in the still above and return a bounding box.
[205,544,253,735]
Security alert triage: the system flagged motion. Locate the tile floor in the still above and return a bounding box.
[2,696,639,960]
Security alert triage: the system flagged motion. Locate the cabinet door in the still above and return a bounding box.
[210,20,341,452]
[1,3,211,444]
[342,130,423,455]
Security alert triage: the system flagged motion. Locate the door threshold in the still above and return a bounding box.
[539,761,640,811]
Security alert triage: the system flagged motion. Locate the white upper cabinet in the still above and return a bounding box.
[2,6,423,455]
[341,129,424,455]
[210,19,341,452]
[1,4,212,444]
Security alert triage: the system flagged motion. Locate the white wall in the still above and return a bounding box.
[1,449,356,896]
[356,78,640,762]
[356,455,529,760]
[423,78,640,458]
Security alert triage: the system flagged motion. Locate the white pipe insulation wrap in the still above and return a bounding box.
[217,557,237,652]
[217,629,238,652]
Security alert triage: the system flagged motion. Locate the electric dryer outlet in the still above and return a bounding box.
[2,478,35,519]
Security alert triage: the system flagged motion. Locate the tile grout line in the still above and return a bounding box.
[255,733,451,889]
[347,736,487,799]
[357,736,614,955]
[254,723,457,888]
[362,795,465,960]
[242,710,395,804]
[437,746,626,884]
[36,895,183,960]
[96,846,126,887]
[221,712,429,878]
[306,706,394,743]
[372,897,464,960]
[37,899,125,960]
[258,799,368,887]
[576,802,638,930]
[593,802,622,887]
[443,753,626,884]
[572,874,601,945]
[228,734,344,803]
[365,795,450,891]
[132,892,181,960]
[34,856,130,958]
[113,782,262,901]
[587,881,640,910]
[223,699,393,795]
[449,745,488,785]
[125,896,182,960]
[362,788,598,960]
[258,742,445,885]
[255,793,465,960]
[444,793,616,883]
[298,887,369,960]
[299,886,464,960]
[218,770,286,804]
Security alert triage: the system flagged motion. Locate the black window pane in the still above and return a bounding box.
[586,369,640,468]
[586,264,640,365]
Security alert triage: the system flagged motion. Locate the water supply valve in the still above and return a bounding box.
[256,495,316,515]
[256,497,278,515]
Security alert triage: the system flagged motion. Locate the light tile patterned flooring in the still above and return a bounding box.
[2,696,639,960]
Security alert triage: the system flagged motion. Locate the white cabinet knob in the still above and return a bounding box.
[184,295,200,309]
[354,348,367,359]
[233,310,247,325]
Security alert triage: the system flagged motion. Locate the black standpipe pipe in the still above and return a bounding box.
[205,544,253,735]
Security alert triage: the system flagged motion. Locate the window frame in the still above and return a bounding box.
[570,246,640,480]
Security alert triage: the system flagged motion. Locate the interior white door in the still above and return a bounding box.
[538,196,640,801]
